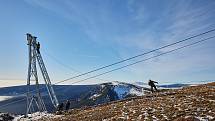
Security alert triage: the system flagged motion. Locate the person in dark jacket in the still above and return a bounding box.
[57,103,64,111]
[36,42,40,53]
[148,79,158,93]
[65,100,70,111]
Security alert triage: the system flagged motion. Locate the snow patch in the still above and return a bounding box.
[113,85,130,99]
[129,88,144,96]
[112,82,144,99]
[14,112,62,121]
[111,81,121,86]
[89,94,102,99]
[196,115,214,121]
[0,96,14,101]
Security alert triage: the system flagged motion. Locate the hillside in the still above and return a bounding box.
[0,85,100,114]
[0,81,146,114]
[36,82,215,121]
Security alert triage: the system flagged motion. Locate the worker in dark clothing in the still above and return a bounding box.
[36,42,40,53]
[65,100,70,111]
[148,79,158,93]
[57,103,64,111]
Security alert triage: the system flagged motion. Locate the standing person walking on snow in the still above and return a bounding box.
[148,79,158,93]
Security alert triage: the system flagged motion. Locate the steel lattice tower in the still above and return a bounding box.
[26,33,59,115]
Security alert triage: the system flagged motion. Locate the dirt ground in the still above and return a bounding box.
[39,82,215,121]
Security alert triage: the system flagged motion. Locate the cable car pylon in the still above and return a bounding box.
[26,33,59,116]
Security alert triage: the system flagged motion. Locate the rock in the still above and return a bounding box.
[0,113,14,121]
[174,116,200,121]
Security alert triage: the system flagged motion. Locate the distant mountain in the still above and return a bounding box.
[132,82,148,87]
[55,81,148,111]
[158,83,191,88]
[0,81,148,114]
[109,81,146,98]
[134,81,192,88]
[0,84,100,114]
[77,81,147,106]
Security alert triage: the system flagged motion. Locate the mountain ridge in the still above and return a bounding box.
[0,81,147,114]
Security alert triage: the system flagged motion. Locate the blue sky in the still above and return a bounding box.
[0,0,215,86]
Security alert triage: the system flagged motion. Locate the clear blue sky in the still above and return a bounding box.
[0,0,215,86]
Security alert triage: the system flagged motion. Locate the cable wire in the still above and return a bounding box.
[55,29,215,84]
[1,35,214,109]
[59,36,215,85]
[0,29,214,109]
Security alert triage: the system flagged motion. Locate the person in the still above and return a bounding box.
[148,79,158,93]
[65,100,70,111]
[36,42,40,53]
[57,103,64,111]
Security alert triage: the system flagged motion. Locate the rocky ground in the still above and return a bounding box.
[0,113,14,121]
[37,82,215,121]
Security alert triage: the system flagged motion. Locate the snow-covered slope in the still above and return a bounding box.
[106,81,145,99]
[76,81,148,108]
